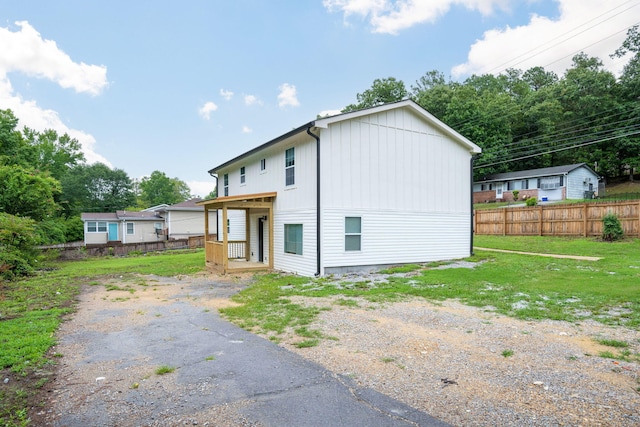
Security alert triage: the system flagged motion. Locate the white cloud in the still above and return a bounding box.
[318,108,342,117]
[187,180,216,198]
[0,21,110,166]
[452,0,638,78]
[323,0,508,35]
[0,21,108,95]
[198,101,218,120]
[242,125,252,133]
[220,88,234,100]
[277,83,300,108]
[244,94,262,106]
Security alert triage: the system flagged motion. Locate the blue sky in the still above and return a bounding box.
[1,0,637,197]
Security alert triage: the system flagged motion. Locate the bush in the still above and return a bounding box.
[602,213,623,241]
[525,197,538,206]
[512,190,520,201]
[0,213,40,279]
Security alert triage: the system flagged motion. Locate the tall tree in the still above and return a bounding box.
[138,170,191,207]
[60,163,136,214]
[342,77,408,112]
[0,164,60,221]
[22,128,85,181]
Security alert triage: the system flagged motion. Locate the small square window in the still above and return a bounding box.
[87,221,97,232]
[97,222,107,232]
[284,224,302,255]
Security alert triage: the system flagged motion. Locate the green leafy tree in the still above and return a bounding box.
[60,163,136,215]
[22,128,85,181]
[139,170,191,207]
[342,77,408,112]
[0,164,60,221]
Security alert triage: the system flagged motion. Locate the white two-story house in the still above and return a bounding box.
[199,100,482,277]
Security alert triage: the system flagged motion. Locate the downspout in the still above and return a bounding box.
[307,126,321,276]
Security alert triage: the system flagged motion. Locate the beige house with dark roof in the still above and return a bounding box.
[81,211,165,245]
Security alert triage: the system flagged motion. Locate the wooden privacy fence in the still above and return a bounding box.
[474,200,640,237]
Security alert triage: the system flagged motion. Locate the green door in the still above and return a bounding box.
[108,223,118,241]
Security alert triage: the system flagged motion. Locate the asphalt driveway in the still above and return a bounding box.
[40,274,449,427]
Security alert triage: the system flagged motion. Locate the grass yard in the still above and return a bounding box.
[1,238,639,425]
[221,235,640,344]
[0,249,206,427]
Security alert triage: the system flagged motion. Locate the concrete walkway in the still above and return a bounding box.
[474,247,602,261]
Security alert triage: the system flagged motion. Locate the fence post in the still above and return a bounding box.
[538,205,543,236]
[583,204,588,237]
[503,209,507,236]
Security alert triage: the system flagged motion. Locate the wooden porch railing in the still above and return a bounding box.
[205,240,247,265]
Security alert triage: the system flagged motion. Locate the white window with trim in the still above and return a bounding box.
[240,166,246,184]
[285,147,295,186]
[87,221,107,233]
[260,158,266,172]
[126,222,135,235]
[284,224,302,255]
[345,217,361,251]
[223,173,229,196]
[539,176,562,190]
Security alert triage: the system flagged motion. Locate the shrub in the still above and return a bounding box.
[525,197,538,206]
[512,190,520,201]
[602,213,623,241]
[0,213,40,279]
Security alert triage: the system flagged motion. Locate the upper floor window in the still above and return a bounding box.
[285,147,295,186]
[223,173,229,196]
[260,158,266,172]
[240,166,246,184]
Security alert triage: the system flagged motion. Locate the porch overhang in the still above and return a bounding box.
[198,192,276,274]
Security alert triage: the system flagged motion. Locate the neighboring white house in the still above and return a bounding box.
[155,198,218,239]
[473,163,602,204]
[81,211,165,245]
[199,99,482,277]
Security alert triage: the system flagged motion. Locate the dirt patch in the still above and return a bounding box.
[278,296,640,426]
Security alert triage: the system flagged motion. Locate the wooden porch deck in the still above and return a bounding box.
[206,259,270,274]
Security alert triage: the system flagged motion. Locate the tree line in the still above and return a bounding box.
[0,110,209,278]
[342,26,640,182]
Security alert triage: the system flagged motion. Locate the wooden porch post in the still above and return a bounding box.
[222,205,228,273]
[245,208,250,261]
[268,202,274,269]
[204,205,209,239]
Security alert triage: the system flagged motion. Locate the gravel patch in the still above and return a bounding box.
[278,296,640,427]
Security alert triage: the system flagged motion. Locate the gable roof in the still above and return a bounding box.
[477,163,598,183]
[160,198,204,211]
[81,211,163,221]
[208,99,481,174]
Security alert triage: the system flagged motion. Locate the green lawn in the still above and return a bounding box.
[1,239,639,426]
[0,249,206,426]
[221,236,640,345]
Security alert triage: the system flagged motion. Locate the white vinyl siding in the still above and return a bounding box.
[274,210,316,277]
[216,210,246,241]
[566,167,599,199]
[322,209,470,271]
